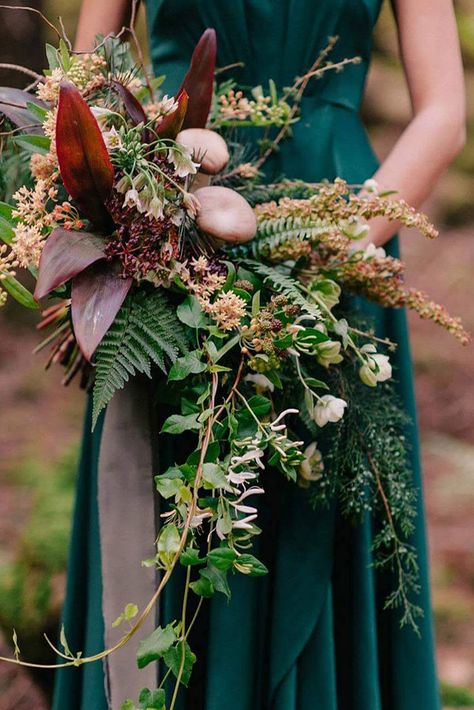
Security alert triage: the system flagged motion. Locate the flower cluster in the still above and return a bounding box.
[212,84,293,128]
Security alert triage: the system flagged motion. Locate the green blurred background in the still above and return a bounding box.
[0,1,473,708]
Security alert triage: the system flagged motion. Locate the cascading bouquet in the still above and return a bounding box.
[0,26,469,710]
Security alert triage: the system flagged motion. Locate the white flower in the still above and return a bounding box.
[313,395,347,427]
[168,145,200,178]
[299,442,324,486]
[363,178,379,193]
[102,126,122,151]
[316,340,343,367]
[359,352,392,387]
[344,217,370,241]
[245,373,275,392]
[363,242,386,261]
[182,191,200,218]
[147,194,165,221]
[123,188,143,211]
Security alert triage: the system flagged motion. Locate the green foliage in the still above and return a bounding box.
[0,446,77,655]
[92,290,189,427]
[252,216,329,258]
[310,362,422,631]
[440,681,474,707]
[241,259,321,317]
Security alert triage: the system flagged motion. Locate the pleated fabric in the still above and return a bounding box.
[53,2,441,708]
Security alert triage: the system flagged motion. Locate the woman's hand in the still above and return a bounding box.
[362,0,465,248]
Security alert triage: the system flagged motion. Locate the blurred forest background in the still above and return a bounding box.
[0,1,473,708]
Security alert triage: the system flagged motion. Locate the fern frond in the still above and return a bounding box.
[241,260,321,318]
[92,290,188,428]
[253,217,329,258]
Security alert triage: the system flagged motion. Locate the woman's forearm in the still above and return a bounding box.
[75,0,133,52]
[362,0,465,247]
[365,103,465,246]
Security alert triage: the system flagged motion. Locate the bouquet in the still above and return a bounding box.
[0,25,469,710]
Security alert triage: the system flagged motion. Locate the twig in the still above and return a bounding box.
[0,63,42,80]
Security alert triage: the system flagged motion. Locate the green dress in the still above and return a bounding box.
[53,1,441,708]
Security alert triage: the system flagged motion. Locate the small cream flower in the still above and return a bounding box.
[359,351,392,387]
[316,340,343,367]
[313,395,347,427]
[363,242,386,261]
[168,145,200,178]
[245,373,275,392]
[298,442,324,487]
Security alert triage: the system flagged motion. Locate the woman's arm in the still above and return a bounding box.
[362,0,466,247]
[74,0,133,52]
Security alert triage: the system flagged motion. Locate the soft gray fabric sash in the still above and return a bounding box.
[98,379,158,709]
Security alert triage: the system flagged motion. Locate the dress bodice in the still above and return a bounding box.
[146,0,384,113]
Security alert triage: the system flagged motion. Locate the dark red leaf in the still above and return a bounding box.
[156,89,189,140]
[109,80,147,126]
[0,87,47,134]
[71,260,132,361]
[56,82,114,231]
[35,228,106,300]
[179,28,217,129]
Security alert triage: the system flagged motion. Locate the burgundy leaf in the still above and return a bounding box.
[56,82,114,231]
[71,260,132,361]
[0,87,47,134]
[179,28,217,129]
[109,80,147,126]
[35,228,106,300]
[156,89,188,140]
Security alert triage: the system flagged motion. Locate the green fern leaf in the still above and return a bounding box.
[241,260,321,318]
[92,290,189,428]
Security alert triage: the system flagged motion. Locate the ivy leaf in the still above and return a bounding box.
[112,603,138,628]
[189,574,214,598]
[234,554,268,577]
[180,548,202,566]
[139,688,166,710]
[247,395,272,417]
[168,350,206,381]
[201,463,228,490]
[177,295,207,329]
[157,524,181,568]
[207,547,237,571]
[136,624,177,669]
[201,564,231,599]
[163,641,197,687]
[155,472,183,499]
[161,413,201,435]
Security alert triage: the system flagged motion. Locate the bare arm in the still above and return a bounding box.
[362,0,465,247]
[74,0,133,52]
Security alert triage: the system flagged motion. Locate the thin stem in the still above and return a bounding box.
[0,63,42,80]
[169,566,192,710]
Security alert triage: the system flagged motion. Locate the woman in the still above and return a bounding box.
[54,1,465,709]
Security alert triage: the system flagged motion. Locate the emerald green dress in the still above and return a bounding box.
[53,1,441,708]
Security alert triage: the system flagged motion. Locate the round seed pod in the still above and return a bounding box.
[194,186,257,243]
[176,128,230,175]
